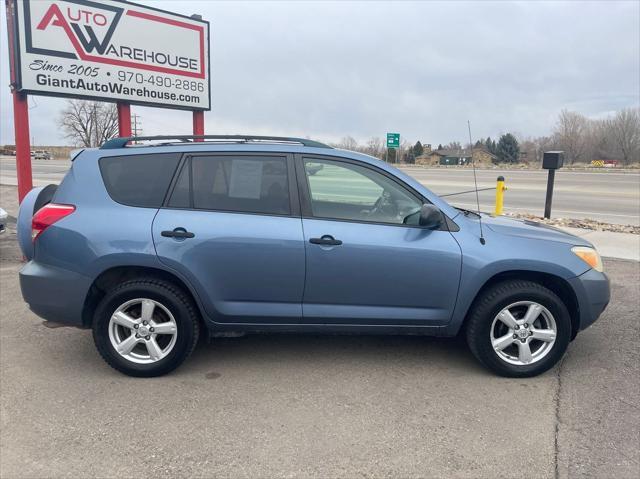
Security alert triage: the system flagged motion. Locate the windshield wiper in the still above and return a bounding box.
[454,207,481,218]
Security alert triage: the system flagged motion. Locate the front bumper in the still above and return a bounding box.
[19,260,92,326]
[568,268,611,332]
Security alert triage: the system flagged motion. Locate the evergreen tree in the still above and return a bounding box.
[496,133,520,163]
[437,144,443,150]
[413,141,424,157]
[485,137,494,153]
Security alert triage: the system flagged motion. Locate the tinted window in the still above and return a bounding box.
[190,155,290,215]
[304,158,422,225]
[100,153,181,207]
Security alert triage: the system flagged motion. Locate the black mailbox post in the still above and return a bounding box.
[543,151,564,169]
[543,151,564,218]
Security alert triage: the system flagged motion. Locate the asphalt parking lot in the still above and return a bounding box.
[0,186,638,478]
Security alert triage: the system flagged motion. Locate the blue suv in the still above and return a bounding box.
[17,135,610,377]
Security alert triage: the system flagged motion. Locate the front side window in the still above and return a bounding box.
[303,158,423,225]
[187,155,290,215]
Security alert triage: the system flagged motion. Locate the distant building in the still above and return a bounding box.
[472,147,499,164]
[416,146,497,166]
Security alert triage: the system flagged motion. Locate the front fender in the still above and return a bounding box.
[444,221,591,336]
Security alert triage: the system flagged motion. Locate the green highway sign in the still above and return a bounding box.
[386,133,400,148]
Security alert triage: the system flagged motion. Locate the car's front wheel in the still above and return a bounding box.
[93,278,200,377]
[465,280,571,377]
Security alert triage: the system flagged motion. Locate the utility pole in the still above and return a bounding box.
[131,114,143,143]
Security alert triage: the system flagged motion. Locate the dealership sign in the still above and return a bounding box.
[9,0,210,110]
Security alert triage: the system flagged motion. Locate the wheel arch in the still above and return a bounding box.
[461,270,580,340]
[82,265,206,329]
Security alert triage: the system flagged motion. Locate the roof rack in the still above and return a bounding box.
[100,135,332,150]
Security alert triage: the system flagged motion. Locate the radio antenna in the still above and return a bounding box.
[467,120,486,245]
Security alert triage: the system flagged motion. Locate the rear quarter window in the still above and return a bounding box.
[99,153,181,207]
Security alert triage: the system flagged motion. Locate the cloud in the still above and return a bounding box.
[2,0,638,146]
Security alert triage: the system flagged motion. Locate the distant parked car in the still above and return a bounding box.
[0,207,7,234]
[33,150,52,160]
[17,135,610,378]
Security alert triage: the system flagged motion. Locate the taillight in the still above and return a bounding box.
[32,203,75,241]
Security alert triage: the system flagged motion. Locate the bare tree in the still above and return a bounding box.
[611,108,640,166]
[364,136,384,159]
[398,139,412,163]
[518,137,538,165]
[553,110,588,164]
[335,136,359,151]
[59,100,119,147]
[584,119,615,162]
[533,135,556,164]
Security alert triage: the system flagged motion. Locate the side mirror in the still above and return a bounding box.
[419,204,443,229]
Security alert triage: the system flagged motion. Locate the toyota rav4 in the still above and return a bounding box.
[17,135,610,377]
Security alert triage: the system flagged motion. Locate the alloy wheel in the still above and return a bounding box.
[489,301,557,366]
[108,298,178,364]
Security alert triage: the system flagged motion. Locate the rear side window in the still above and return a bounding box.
[100,154,181,207]
[171,155,290,215]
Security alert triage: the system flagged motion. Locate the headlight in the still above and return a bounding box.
[572,246,603,272]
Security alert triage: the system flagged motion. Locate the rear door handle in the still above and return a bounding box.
[161,228,195,239]
[309,235,342,246]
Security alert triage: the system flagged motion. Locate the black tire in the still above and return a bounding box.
[465,280,571,378]
[93,278,200,377]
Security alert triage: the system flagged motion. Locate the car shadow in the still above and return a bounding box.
[181,332,485,377]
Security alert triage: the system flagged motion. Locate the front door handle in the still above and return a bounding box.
[161,228,195,239]
[309,235,342,246]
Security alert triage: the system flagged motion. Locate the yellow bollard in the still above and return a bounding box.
[494,176,506,216]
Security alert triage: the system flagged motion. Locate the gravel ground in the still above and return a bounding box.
[505,212,640,235]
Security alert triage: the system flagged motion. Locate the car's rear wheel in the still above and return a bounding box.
[465,280,571,377]
[93,278,199,377]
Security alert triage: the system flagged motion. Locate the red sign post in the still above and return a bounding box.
[5,0,211,203]
[193,111,205,140]
[117,103,132,137]
[5,0,33,202]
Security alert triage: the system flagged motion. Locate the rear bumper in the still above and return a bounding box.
[19,261,92,326]
[568,268,611,332]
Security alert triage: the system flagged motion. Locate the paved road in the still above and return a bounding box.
[0,156,70,187]
[400,166,640,226]
[1,156,638,225]
[0,201,638,477]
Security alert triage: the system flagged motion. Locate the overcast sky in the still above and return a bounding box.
[1,0,639,147]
